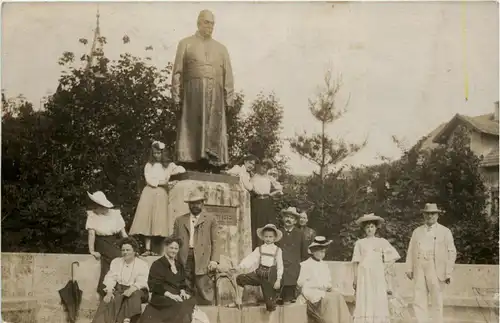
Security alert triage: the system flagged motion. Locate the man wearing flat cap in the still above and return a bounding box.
[405,203,456,323]
[173,186,221,304]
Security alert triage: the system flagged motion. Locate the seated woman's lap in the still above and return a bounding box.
[139,297,196,323]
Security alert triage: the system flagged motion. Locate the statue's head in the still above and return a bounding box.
[197,10,215,38]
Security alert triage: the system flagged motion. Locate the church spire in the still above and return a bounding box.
[86,7,104,77]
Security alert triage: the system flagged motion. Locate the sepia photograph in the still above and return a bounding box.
[1,1,498,323]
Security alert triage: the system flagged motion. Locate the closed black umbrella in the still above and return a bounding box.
[58,262,83,323]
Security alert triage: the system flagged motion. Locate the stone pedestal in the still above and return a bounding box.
[166,172,252,272]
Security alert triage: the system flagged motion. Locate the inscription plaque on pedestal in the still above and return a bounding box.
[204,205,238,226]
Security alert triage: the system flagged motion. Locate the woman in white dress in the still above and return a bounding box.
[129,141,185,256]
[351,214,400,323]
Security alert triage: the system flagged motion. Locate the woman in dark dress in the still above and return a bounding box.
[249,159,283,249]
[92,237,149,323]
[139,236,196,323]
[86,191,128,297]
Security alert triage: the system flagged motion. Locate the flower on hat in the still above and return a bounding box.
[152,140,165,150]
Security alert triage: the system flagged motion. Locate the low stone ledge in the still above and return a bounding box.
[341,293,498,308]
[1,296,39,312]
[199,303,307,323]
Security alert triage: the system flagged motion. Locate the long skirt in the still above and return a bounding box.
[95,235,122,297]
[250,196,276,249]
[139,297,196,323]
[92,284,148,323]
[129,186,170,237]
[353,261,390,323]
[299,292,353,323]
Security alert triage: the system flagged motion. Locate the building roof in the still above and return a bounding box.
[481,146,499,167]
[420,122,447,150]
[433,113,499,144]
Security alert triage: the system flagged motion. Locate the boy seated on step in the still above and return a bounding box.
[233,224,284,311]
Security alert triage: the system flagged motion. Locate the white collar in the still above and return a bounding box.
[424,223,438,230]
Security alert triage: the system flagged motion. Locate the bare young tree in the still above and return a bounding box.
[289,70,366,218]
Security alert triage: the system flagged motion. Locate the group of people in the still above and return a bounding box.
[86,185,218,323]
[86,184,343,323]
[85,139,457,323]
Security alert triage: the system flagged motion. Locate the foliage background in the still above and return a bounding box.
[2,35,497,264]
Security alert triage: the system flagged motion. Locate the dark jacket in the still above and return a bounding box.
[300,226,317,246]
[148,256,191,308]
[277,227,308,286]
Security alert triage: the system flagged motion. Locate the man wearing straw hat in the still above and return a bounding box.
[276,207,308,304]
[173,186,221,305]
[405,203,457,323]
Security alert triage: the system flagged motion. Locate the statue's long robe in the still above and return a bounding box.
[172,32,234,166]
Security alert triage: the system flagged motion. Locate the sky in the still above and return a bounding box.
[2,1,499,175]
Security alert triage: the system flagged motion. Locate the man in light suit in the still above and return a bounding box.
[405,203,457,323]
[173,186,221,305]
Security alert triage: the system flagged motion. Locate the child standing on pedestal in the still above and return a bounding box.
[235,224,284,312]
[130,140,185,256]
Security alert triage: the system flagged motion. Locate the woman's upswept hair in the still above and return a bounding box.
[119,237,140,252]
[163,235,183,248]
[360,220,383,237]
[235,154,259,166]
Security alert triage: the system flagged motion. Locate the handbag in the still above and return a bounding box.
[192,306,210,323]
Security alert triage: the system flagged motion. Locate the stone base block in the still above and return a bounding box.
[170,171,240,184]
[165,177,252,267]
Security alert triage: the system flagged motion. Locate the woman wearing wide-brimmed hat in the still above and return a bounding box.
[249,158,283,249]
[86,191,128,297]
[351,214,401,323]
[297,236,352,323]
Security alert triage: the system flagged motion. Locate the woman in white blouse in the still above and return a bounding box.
[92,237,150,323]
[249,159,283,249]
[225,154,258,191]
[297,236,353,323]
[86,191,128,297]
[129,141,185,256]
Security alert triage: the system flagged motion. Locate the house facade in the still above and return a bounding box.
[421,102,499,217]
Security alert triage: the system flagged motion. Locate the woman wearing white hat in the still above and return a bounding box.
[297,236,352,323]
[351,214,400,323]
[86,191,128,297]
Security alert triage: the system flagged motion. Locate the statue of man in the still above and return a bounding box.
[172,10,234,173]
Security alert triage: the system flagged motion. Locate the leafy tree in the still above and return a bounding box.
[237,93,285,166]
[330,125,495,263]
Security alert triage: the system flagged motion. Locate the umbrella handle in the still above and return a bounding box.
[71,261,80,281]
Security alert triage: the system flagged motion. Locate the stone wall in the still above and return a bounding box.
[2,253,499,323]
